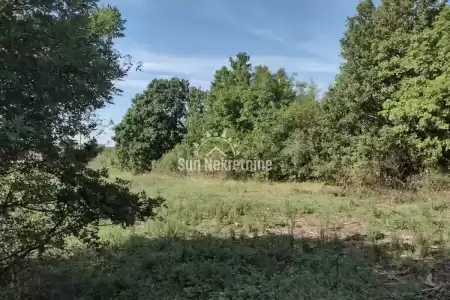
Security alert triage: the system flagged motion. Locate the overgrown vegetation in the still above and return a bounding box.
[4,168,450,299]
[2,0,450,299]
[115,0,450,187]
[0,0,162,280]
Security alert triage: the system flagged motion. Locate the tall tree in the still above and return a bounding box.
[185,86,207,145]
[200,53,311,179]
[371,0,448,178]
[320,0,449,182]
[381,3,450,171]
[114,78,189,171]
[323,0,377,135]
[0,0,162,276]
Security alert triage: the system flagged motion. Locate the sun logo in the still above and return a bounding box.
[193,130,239,158]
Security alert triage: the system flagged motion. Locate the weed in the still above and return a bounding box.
[4,170,450,299]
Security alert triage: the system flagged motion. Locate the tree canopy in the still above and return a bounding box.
[0,0,162,275]
[114,78,190,171]
[116,0,450,186]
[322,0,450,183]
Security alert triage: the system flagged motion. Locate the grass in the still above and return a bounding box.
[3,163,450,299]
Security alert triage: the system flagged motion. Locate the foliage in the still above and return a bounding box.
[5,0,450,297]
[0,0,162,276]
[113,1,450,185]
[185,87,207,145]
[152,143,193,174]
[114,78,190,172]
[381,4,450,171]
[198,53,319,179]
[278,83,322,180]
[321,0,450,184]
[203,54,297,137]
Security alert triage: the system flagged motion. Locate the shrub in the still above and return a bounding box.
[153,143,193,174]
[407,172,450,192]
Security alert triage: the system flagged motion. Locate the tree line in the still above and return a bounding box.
[115,0,450,187]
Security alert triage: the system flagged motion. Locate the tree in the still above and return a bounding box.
[280,82,322,180]
[114,78,189,171]
[185,87,207,145]
[381,3,450,171]
[200,53,318,179]
[204,53,253,135]
[320,0,450,183]
[0,0,162,276]
[319,0,378,178]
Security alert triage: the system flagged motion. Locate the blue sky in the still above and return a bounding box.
[97,0,360,145]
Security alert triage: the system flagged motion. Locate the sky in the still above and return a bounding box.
[97,0,360,145]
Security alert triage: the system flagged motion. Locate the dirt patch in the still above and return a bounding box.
[265,216,366,239]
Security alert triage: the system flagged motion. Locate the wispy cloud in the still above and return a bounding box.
[114,53,216,91]
[114,79,149,89]
[197,0,341,65]
[251,55,337,73]
[115,46,338,95]
[247,28,287,44]
[115,77,211,91]
[245,27,340,64]
[139,53,225,78]
[129,47,337,75]
[102,0,153,9]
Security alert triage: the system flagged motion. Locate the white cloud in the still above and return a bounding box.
[130,48,337,75]
[295,32,343,65]
[114,65,213,92]
[102,0,153,9]
[243,27,342,66]
[114,79,149,89]
[189,79,211,89]
[113,46,338,97]
[140,55,225,77]
[114,78,211,92]
[195,0,339,64]
[246,28,287,44]
[250,55,338,73]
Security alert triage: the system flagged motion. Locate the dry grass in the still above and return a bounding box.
[4,162,450,299]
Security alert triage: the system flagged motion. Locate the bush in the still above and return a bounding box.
[152,143,193,174]
[334,163,380,190]
[407,172,450,192]
[92,147,118,169]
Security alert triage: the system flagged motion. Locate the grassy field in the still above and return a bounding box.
[5,164,450,299]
